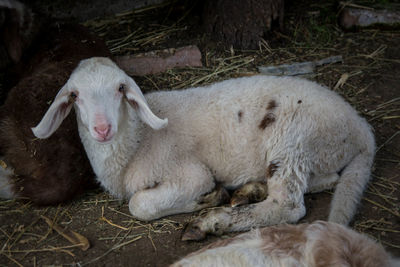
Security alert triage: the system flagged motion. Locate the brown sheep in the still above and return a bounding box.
[0,0,110,204]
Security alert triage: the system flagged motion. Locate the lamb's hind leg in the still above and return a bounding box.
[307,173,339,193]
[128,161,228,221]
[183,170,308,240]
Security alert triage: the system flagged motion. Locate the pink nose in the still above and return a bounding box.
[94,124,111,139]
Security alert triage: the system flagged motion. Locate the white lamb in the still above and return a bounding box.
[32,57,375,239]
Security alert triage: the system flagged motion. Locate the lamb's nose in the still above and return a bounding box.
[94,124,111,138]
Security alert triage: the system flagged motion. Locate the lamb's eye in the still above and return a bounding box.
[119,84,125,93]
[70,92,77,101]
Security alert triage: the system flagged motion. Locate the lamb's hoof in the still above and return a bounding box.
[230,181,268,207]
[230,196,249,207]
[218,186,231,205]
[182,224,206,241]
[199,185,230,207]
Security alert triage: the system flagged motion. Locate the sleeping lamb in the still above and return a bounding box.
[32,57,375,239]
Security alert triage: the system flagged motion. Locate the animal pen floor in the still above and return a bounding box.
[1,1,399,266]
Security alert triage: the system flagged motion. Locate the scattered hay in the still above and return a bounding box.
[41,215,90,251]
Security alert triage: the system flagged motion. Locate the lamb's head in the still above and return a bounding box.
[32,57,168,143]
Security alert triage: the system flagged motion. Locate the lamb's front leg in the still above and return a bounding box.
[182,174,307,240]
[128,161,229,221]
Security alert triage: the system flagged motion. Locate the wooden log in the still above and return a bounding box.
[202,0,284,49]
[339,7,400,29]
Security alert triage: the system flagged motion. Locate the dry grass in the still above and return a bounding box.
[0,192,184,266]
[1,0,399,265]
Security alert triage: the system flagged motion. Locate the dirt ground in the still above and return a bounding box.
[1,1,399,266]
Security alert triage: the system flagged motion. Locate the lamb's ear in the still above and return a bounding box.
[31,84,74,139]
[125,76,168,130]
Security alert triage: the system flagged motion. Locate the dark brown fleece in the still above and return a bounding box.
[0,23,111,205]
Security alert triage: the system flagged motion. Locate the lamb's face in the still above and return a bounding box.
[32,57,168,142]
[67,60,127,143]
